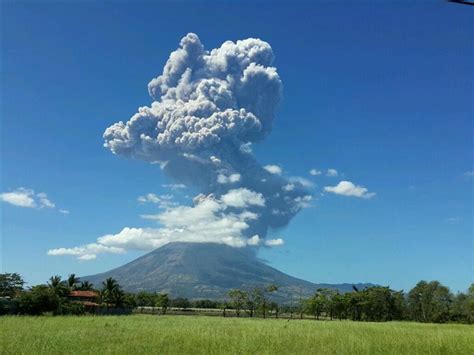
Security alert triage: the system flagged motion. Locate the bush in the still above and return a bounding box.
[55,302,85,315]
[16,286,60,315]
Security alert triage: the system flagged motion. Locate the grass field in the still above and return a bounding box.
[1,315,473,354]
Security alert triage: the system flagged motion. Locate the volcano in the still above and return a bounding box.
[82,242,372,301]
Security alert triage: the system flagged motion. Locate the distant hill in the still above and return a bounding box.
[82,242,373,301]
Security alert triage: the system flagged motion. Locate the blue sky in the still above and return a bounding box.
[1,1,472,292]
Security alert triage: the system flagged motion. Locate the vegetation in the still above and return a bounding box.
[1,315,472,354]
[1,273,473,324]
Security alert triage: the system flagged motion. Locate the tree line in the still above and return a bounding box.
[299,282,473,324]
[1,273,472,323]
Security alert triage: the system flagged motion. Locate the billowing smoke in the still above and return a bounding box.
[48,34,312,260]
[104,33,310,238]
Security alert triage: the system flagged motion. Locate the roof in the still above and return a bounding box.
[69,290,98,298]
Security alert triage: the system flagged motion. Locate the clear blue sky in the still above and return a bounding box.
[1,1,472,292]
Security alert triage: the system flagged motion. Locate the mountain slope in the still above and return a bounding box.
[82,242,372,301]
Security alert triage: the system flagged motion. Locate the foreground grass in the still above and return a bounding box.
[1,315,473,354]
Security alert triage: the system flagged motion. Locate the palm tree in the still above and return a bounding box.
[101,277,124,308]
[78,280,94,291]
[48,275,68,297]
[48,275,62,289]
[67,274,80,290]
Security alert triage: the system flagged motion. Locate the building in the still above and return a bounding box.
[68,290,100,311]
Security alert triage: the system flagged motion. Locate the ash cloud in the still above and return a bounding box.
[104,33,310,239]
[49,33,312,260]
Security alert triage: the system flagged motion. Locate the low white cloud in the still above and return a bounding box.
[217,173,241,184]
[210,156,221,165]
[293,195,313,209]
[37,192,55,208]
[239,142,252,154]
[48,189,267,260]
[326,169,338,177]
[283,183,295,191]
[0,188,36,208]
[59,209,70,214]
[289,176,315,188]
[0,188,58,209]
[464,171,474,178]
[324,181,375,199]
[265,238,284,246]
[78,254,97,261]
[247,235,261,246]
[138,193,177,209]
[47,243,125,259]
[309,169,322,176]
[220,188,265,208]
[263,165,282,175]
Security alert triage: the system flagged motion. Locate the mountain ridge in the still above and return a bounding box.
[82,242,373,301]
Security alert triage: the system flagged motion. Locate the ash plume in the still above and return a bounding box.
[104,33,311,241]
[48,33,312,260]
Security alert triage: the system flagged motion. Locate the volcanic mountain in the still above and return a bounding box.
[82,242,371,301]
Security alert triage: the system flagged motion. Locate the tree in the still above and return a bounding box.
[332,292,347,320]
[449,284,474,324]
[252,284,278,319]
[193,299,219,309]
[245,289,257,317]
[305,289,326,320]
[156,293,170,315]
[135,291,156,307]
[101,277,125,308]
[408,281,453,323]
[0,273,24,297]
[16,285,59,315]
[269,301,280,318]
[67,274,80,290]
[228,289,247,317]
[345,290,364,321]
[362,286,393,322]
[47,275,69,298]
[171,297,190,309]
[123,293,137,308]
[78,280,94,291]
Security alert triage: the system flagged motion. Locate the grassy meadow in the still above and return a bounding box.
[1,315,473,354]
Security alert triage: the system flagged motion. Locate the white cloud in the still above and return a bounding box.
[239,143,253,154]
[0,188,57,209]
[78,254,96,261]
[464,171,474,178]
[282,183,295,191]
[59,209,70,214]
[37,193,55,208]
[265,238,284,246]
[138,193,177,209]
[210,156,221,165]
[0,188,36,208]
[47,243,125,258]
[289,176,315,188]
[162,184,186,190]
[247,235,261,246]
[263,165,282,175]
[48,190,268,260]
[326,169,338,177]
[309,169,322,176]
[217,173,241,184]
[324,181,375,199]
[220,188,265,208]
[293,195,313,209]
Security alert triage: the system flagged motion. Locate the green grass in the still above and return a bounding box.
[1,315,472,354]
